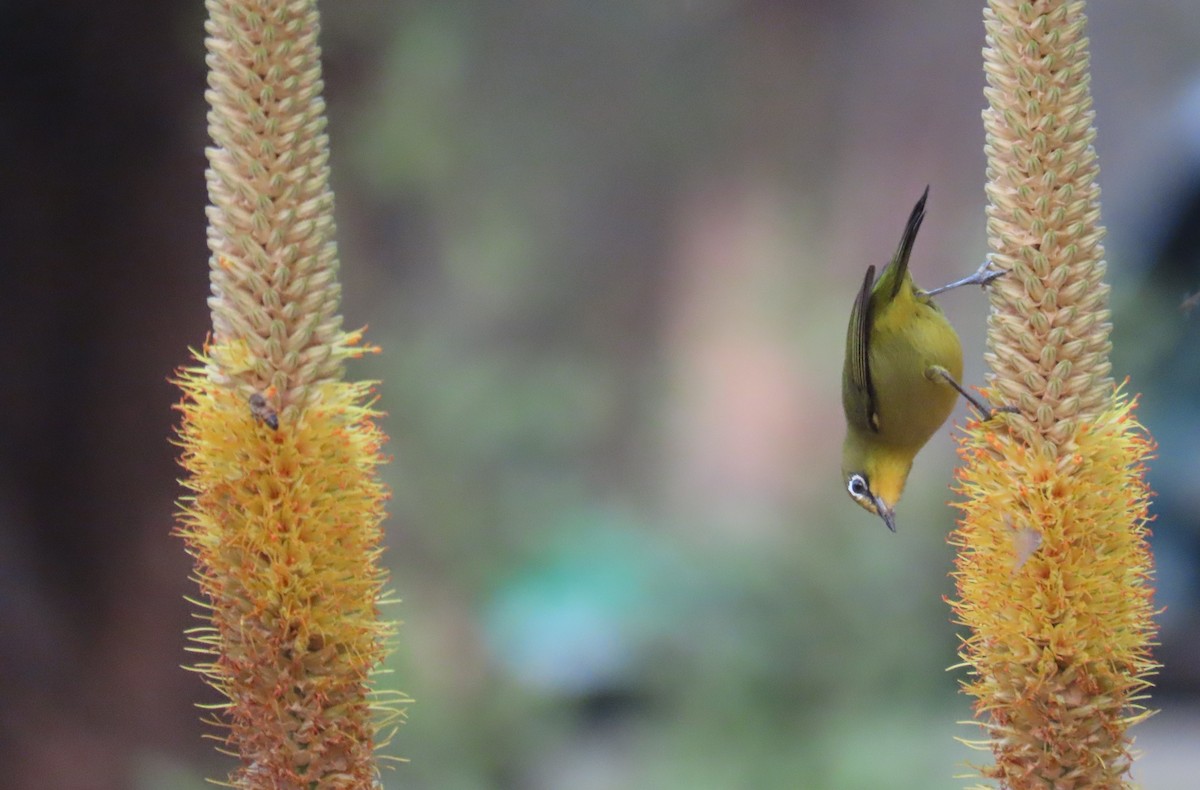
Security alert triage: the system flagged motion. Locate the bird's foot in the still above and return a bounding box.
[927,365,1018,419]
[924,260,1006,297]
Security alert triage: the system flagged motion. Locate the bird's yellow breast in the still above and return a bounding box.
[868,283,962,449]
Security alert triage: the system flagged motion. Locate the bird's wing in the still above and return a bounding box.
[843,264,880,433]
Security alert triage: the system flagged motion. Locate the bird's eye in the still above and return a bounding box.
[847,473,870,500]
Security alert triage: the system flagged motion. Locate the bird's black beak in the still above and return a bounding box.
[875,499,897,533]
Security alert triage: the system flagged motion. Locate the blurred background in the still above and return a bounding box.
[2,2,1199,788]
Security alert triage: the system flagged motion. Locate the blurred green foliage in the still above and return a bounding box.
[297,1,1200,787]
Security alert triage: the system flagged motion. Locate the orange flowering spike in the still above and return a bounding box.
[174,1,405,786]
[949,2,1158,786]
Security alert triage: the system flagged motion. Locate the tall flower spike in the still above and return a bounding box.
[948,2,1158,788]
[175,1,402,787]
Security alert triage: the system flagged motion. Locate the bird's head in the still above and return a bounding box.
[841,438,914,533]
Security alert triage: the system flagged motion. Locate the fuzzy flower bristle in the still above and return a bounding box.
[177,345,399,787]
[950,392,1157,787]
[949,2,1159,786]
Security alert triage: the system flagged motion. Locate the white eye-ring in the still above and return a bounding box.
[847,473,870,500]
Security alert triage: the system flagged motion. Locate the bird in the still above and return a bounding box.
[841,186,1008,532]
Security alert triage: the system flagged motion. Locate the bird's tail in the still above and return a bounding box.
[878,185,929,301]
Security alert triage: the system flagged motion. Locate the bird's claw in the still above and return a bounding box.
[976,265,1006,288]
[982,404,1020,421]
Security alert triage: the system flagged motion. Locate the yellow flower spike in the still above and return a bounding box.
[176,347,400,787]
[174,1,403,786]
[949,2,1158,787]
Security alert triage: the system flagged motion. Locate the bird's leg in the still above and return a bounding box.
[922,260,1005,297]
[925,366,1018,420]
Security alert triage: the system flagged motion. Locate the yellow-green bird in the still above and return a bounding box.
[841,187,1006,532]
